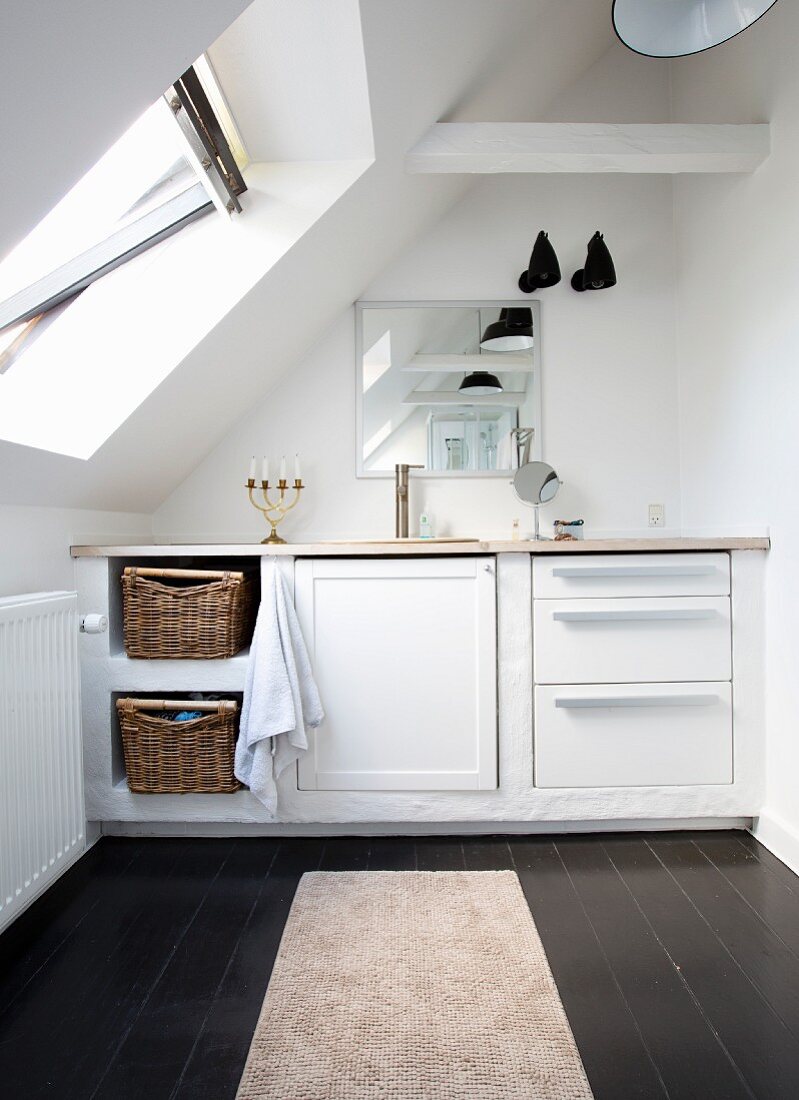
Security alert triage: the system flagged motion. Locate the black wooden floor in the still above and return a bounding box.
[1,831,799,1099]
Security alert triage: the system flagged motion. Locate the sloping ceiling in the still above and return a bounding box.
[208,0,375,161]
[0,0,615,511]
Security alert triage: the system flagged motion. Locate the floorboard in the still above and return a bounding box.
[0,838,144,1015]
[558,837,752,1100]
[694,832,799,959]
[735,831,799,897]
[366,836,417,871]
[510,837,669,1100]
[462,835,514,870]
[0,839,233,1100]
[606,835,799,1100]
[318,836,368,872]
[648,836,799,1040]
[415,836,466,871]
[2,831,799,1100]
[172,838,325,1100]
[92,839,279,1100]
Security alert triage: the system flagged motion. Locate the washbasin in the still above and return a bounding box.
[322,537,481,545]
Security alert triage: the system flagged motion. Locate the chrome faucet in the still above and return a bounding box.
[395,463,423,538]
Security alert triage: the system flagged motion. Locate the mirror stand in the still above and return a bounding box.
[513,459,562,541]
[533,504,543,541]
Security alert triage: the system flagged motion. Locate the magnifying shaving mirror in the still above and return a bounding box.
[513,460,562,539]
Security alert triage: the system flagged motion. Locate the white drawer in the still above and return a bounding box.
[534,553,730,599]
[534,596,731,684]
[535,682,733,788]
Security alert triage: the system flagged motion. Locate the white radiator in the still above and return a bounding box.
[0,592,85,933]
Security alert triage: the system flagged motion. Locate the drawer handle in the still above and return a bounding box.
[552,608,717,622]
[550,565,718,578]
[554,694,720,709]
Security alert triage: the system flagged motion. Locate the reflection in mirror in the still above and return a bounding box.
[357,302,541,477]
[513,461,560,506]
[513,460,561,539]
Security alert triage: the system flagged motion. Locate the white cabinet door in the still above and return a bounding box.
[295,557,497,791]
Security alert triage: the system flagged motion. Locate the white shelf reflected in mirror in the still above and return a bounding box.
[356,301,542,478]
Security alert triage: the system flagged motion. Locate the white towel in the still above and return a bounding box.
[235,561,324,813]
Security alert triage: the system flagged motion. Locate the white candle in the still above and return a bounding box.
[280,455,287,481]
[248,455,256,481]
[294,453,301,481]
[261,456,269,484]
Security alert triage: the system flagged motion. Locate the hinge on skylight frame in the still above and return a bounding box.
[167,65,248,216]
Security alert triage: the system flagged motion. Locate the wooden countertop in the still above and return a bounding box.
[71,536,770,558]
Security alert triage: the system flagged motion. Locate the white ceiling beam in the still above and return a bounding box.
[406,123,770,175]
[403,353,533,373]
[403,391,524,407]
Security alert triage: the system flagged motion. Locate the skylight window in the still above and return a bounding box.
[0,61,247,340]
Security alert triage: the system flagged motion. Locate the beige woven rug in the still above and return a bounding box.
[236,870,593,1100]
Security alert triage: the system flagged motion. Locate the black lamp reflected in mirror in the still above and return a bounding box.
[571,232,617,292]
[479,307,535,351]
[519,231,561,293]
[458,370,503,396]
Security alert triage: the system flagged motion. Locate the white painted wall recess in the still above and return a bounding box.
[294,557,497,792]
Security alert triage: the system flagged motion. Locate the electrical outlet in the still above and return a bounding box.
[648,503,665,528]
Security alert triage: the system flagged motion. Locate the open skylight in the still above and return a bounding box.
[0,61,246,345]
[0,103,206,315]
[0,59,247,456]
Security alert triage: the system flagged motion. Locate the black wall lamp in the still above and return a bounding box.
[571,231,617,292]
[518,231,561,293]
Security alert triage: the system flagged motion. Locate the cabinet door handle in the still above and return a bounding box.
[552,608,716,623]
[554,694,720,709]
[551,565,717,578]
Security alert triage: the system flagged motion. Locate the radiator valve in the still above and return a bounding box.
[80,613,108,634]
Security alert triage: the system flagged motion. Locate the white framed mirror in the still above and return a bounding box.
[356,300,542,478]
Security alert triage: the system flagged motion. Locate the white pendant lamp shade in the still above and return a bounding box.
[613,0,779,58]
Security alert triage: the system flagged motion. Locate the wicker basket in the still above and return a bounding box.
[117,698,241,794]
[122,566,256,659]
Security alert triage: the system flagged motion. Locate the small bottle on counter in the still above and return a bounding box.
[512,518,520,541]
[419,511,433,539]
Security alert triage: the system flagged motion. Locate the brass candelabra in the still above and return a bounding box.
[246,478,304,544]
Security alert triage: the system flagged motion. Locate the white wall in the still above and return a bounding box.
[0,507,151,598]
[154,170,680,541]
[670,4,796,865]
